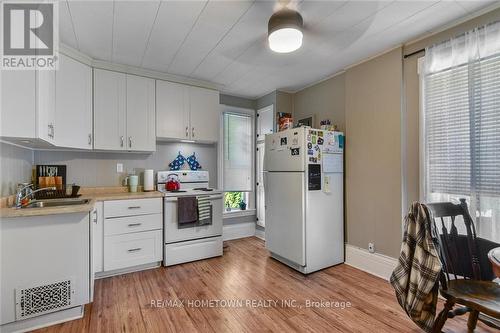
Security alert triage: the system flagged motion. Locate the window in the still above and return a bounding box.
[421,21,500,242]
[222,111,254,214]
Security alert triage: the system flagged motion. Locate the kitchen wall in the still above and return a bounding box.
[0,143,33,196]
[282,7,500,259]
[220,94,256,110]
[275,91,293,115]
[292,72,345,131]
[287,51,403,258]
[34,142,218,188]
[345,47,403,258]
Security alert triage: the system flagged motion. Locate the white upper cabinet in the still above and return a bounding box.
[189,86,220,142]
[256,105,274,141]
[94,69,127,150]
[0,68,57,145]
[156,80,189,140]
[36,69,56,144]
[156,81,219,142]
[126,75,156,151]
[55,54,93,149]
[94,69,155,152]
[1,70,37,139]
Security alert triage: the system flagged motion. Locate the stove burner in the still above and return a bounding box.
[167,190,187,193]
[193,188,214,192]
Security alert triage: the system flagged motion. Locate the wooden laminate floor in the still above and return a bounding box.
[36,237,496,333]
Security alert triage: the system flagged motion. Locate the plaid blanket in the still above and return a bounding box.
[390,202,442,332]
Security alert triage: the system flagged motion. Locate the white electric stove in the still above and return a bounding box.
[157,170,223,266]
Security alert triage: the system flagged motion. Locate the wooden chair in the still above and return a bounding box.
[427,199,500,332]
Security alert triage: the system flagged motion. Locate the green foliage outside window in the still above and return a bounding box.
[224,192,243,209]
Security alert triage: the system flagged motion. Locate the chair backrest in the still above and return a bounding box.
[426,199,482,285]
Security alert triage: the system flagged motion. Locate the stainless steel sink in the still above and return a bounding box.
[23,198,90,208]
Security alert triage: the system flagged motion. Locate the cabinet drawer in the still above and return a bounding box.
[104,198,162,218]
[104,230,162,271]
[104,213,162,236]
[164,236,222,266]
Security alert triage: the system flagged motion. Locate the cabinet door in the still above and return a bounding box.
[256,105,274,141]
[55,55,92,149]
[94,69,126,150]
[92,202,104,274]
[256,142,266,227]
[189,86,220,142]
[126,75,156,151]
[36,69,56,143]
[156,80,189,140]
[1,70,37,139]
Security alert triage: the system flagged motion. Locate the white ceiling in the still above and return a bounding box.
[60,0,497,98]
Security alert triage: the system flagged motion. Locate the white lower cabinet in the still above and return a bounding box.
[96,198,163,275]
[104,230,162,271]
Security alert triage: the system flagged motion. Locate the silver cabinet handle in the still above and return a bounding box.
[129,136,132,148]
[192,127,195,138]
[88,133,92,145]
[127,248,142,252]
[120,136,124,147]
[185,126,189,137]
[128,206,141,209]
[128,223,142,227]
[93,210,98,224]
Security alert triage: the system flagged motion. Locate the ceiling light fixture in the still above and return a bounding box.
[268,8,303,53]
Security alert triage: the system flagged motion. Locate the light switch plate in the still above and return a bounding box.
[116,163,123,173]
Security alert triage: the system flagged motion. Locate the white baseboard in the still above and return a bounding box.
[345,244,398,281]
[254,228,265,240]
[223,222,256,241]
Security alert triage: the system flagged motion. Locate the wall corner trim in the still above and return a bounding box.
[254,228,265,240]
[223,222,256,241]
[345,244,398,281]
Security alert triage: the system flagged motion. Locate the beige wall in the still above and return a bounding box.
[0,143,33,196]
[292,73,345,131]
[276,90,293,115]
[345,48,403,258]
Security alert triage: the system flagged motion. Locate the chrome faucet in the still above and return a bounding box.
[15,183,56,208]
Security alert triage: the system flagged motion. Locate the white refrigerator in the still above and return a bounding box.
[264,127,344,274]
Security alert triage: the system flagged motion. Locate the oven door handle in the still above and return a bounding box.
[165,195,222,202]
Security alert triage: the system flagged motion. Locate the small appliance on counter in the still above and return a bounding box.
[143,169,154,191]
[157,170,223,266]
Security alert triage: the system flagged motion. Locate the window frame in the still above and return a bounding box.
[218,106,256,218]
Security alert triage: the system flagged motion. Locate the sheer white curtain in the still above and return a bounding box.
[422,21,500,242]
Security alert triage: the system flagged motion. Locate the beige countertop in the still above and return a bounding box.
[0,187,225,218]
[0,188,164,218]
[86,191,164,201]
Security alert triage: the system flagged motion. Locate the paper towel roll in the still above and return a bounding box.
[143,169,154,191]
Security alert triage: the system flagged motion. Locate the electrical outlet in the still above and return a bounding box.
[116,163,123,173]
[368,243,375,253]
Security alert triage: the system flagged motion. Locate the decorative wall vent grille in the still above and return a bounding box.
[16,279,74,319]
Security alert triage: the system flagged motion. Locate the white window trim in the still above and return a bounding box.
[218,105,256,217]
[223,208,256,219]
